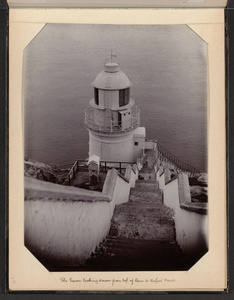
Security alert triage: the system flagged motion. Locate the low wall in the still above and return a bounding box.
[25,165,138,269]
[125,164,138,188]
[102,168,132,206]
[158,171,165,190]
[157,169,208,261]
[25,194,115,268]
[145,140,156,150]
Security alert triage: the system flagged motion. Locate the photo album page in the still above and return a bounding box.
[8,2,227,292]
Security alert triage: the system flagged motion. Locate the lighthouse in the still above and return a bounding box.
[85,62,146,163]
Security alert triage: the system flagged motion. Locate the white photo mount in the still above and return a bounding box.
[8,3,227,293]
[7,0,227,8]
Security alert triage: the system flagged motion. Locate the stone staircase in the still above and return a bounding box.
[85,176,189,271]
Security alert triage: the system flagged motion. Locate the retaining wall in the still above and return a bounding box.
[157,169,208,260]
[25,165,138,269]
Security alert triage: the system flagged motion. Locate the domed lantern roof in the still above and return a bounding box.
[93,62,131,90]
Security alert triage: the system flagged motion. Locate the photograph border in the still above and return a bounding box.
[8,7,226,292]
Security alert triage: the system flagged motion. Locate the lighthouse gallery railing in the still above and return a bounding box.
[85,106,140,134]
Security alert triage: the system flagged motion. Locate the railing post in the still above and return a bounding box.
[105,162,107,172]
[120,162,122,173]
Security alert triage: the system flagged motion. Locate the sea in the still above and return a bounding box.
[24,24,208,172]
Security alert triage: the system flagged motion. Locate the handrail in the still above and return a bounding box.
[157,142,200,177]
[99,161,134,174]
[62,159,135,185]
[85,105,140,134]
[65,160,89,185]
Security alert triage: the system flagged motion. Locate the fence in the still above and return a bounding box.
[60,159,135,186]
[157,142,200,177]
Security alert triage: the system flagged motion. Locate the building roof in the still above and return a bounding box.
[93,62,131,90]
[133,127,146,137]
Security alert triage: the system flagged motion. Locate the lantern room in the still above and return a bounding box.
[85,62,140,135]
[93,62,131,109]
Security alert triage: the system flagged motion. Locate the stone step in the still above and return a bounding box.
[119,203,164,210]
[114,203,173,216]
[134,180,159,191]
[111,212,171,222]
[139,167,155,172]
[128,199,162,206]
[85,256,187,271]
[111,214,174,226]
[131,186,159,194]
[109,197,175,240]
[92,239,182,256]
[135,179,159,185]
[109,221,175,241]
[85,238,187,271]
[98,242,182,257]
[103,236,178,250]
[82,175,186,271]
[129,190,162,202]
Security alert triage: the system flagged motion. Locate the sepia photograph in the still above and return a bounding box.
[23,23,208,272]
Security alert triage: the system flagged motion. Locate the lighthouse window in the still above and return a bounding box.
[119,88,130,107]
[94,88,99,105]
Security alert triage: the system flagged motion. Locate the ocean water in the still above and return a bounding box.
[24,24,207,172]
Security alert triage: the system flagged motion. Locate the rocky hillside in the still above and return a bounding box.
[24,158,69,184]
[162,162,208,203]
[189,173,208,203]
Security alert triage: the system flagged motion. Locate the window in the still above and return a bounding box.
[134,142,139,146]
[94,88,99,105]
[119,88,130,107]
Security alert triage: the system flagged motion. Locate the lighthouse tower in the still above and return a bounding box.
[85,62,145,163]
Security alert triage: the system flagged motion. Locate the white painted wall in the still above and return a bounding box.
[145,141,156,150]
[25,197,116,267]
[133,139,144,161]
[89,131,134,162]
[125,165,136,188]
[161,174,208,259]
[158,172,165,190]
[131,166,138,188]
[25,165,138,268]
[133,127,146,161]
[112,175,131,205]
